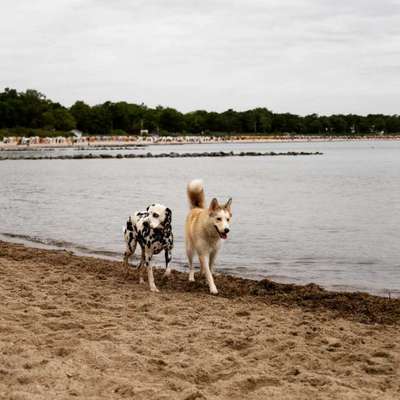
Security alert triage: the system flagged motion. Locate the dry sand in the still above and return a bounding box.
[0,241,399,400]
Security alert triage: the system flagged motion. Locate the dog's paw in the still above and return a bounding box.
[163,269,172,278]
[150,287,160,293]
[139,277,145,284]
[210,286,218,295]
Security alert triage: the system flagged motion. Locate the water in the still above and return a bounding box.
[1,140,399,297]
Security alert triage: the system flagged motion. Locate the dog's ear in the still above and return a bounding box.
[165,208,172,226]
[224,198,232,211]
[209,198,219,213]
[163,208,172,235]
[146,203,155,212]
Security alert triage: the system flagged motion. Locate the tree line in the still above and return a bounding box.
[1,88,399,136]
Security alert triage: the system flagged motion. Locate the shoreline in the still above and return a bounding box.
[1,232,397,299]
[1,240,399,399]
[1,135,400,151]
[1,240,399,325]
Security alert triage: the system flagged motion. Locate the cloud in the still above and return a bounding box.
[0,0,399,115]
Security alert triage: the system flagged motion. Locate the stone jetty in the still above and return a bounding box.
[0,151,323,160]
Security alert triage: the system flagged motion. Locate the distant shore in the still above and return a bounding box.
[0,240,399,399]
[1,134,400,151]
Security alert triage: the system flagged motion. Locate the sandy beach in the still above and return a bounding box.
[0,241,399,399]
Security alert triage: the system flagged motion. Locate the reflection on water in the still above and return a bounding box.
[0,140,399,297]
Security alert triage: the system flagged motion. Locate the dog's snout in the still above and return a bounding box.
[224,228,230,234]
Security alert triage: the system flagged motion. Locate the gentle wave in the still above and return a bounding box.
[0,232,121,259]
[0,232,189,268]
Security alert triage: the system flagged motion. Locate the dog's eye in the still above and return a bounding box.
[153,213,159,218]
[216,217,222,221]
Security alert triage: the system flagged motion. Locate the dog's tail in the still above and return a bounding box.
[187,179,206,209]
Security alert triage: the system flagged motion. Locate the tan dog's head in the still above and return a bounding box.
[208,198,232,239]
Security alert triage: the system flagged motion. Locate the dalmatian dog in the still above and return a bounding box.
[123,204,173,292]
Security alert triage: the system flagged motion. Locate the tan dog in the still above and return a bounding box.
[185,179,232,294]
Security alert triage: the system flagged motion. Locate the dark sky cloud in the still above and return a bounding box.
[1,0,399,114]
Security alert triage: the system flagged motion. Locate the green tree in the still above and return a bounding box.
[1,87,399,137]
[89,104,112,135]
[329,115,347,134]
[70,101,92,133]
[254,108,272,133]
[20,89,51,128]
[159,107,184,133]
[386,116,400,133]
[44,108,76,131]
[184,110,208,134]
[304,114,323,134]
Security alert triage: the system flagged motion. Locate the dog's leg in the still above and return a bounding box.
[131,240,137,255]
[145,250,159,292]
[199,255,218,295]
[163,249,172,277]
[186,243,195,282]
[138,248,145,284]
[123,251,131,279]
[209,250,218,274]
[123,242,135,279]
[123,231,137,279]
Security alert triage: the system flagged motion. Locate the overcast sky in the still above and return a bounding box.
[1,0,399,115]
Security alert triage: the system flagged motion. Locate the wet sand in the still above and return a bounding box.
[0,241,399,399]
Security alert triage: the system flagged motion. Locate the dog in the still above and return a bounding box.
[185,179,232,294]
[123,203,173,292]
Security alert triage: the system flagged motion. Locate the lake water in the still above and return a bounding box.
[1,140,399,297]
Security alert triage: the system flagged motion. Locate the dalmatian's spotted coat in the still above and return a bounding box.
[123,204,173,292]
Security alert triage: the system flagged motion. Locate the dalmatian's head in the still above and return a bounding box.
[146,204,172,230]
